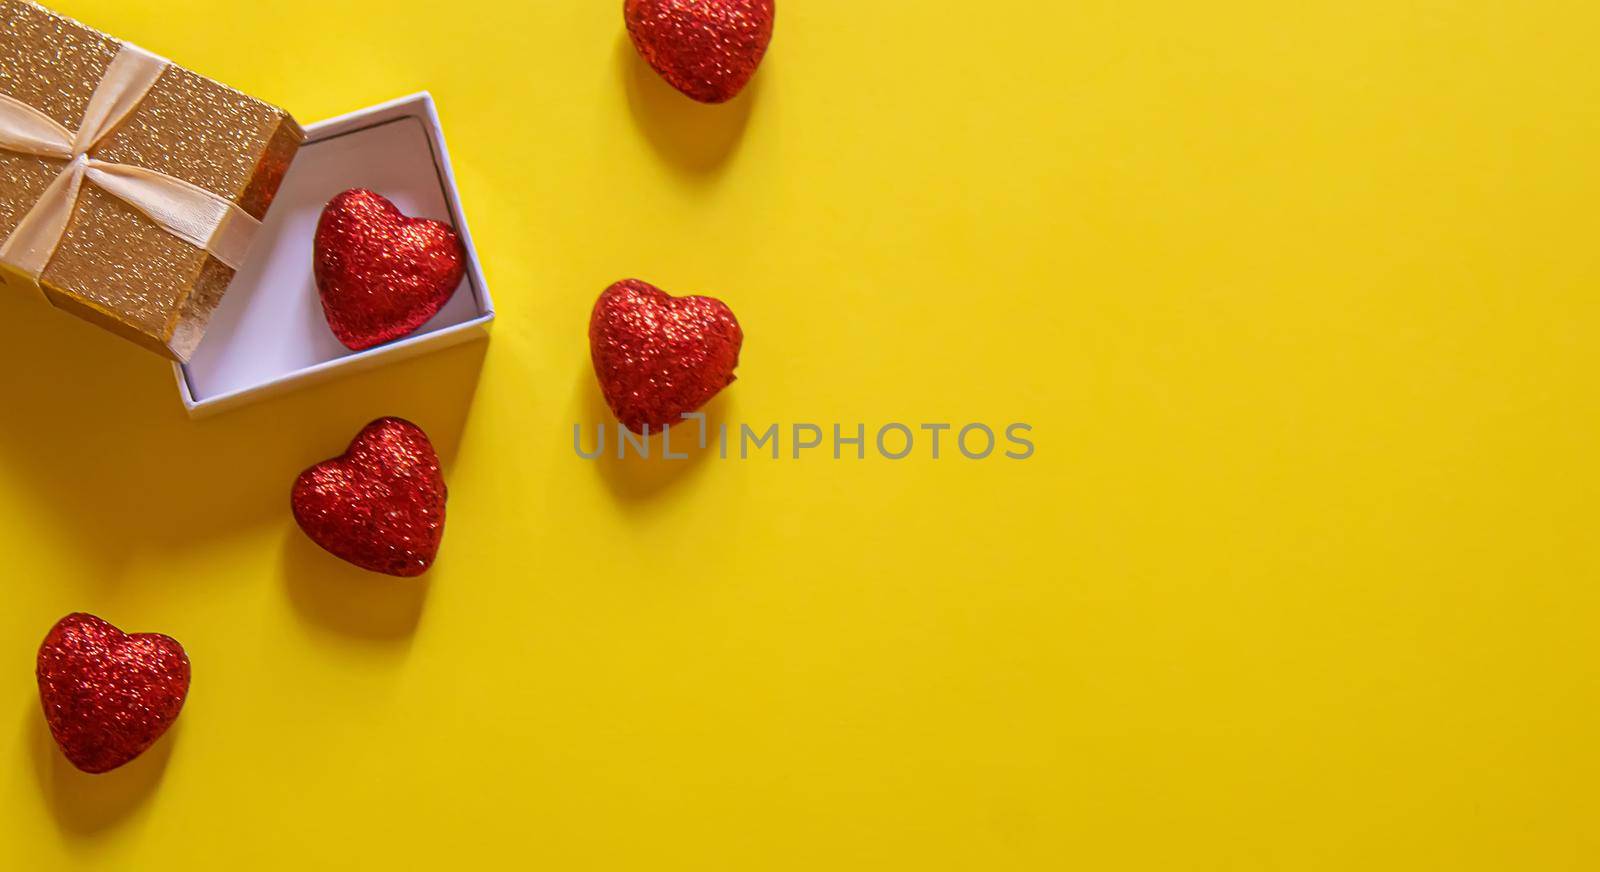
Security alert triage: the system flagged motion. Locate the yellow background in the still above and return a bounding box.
[1,0,1596,868]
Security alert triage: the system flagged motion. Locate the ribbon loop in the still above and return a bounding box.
[0,92,73,158]
[0,43,262,301]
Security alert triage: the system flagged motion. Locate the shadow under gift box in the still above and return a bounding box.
[174,93,494,417]
[0,0,303,361]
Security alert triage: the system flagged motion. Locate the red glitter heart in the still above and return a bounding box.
[37,613,190,774]
[590,278,743,433]
[314,189,466,351]
[625,0,774,103]
[292,418,447,577]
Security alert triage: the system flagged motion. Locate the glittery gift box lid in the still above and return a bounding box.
[0,0,303,361]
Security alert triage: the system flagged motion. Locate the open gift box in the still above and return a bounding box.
[176,93,494,417]
[0,2,492,417]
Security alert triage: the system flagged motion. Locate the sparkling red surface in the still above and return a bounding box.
[625,0,774,103]
[36,613,190,774]
[313,188,467,351]
[590,278,743,433]
[291,418,448,577]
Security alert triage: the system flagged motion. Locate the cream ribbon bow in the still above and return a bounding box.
[0,43,259,300]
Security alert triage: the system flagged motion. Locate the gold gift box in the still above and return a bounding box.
[0,0,302,360]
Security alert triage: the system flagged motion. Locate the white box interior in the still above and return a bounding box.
[177,94,491,414]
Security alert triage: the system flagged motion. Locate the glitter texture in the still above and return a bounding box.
[624,0,774,103]
[36,613,190,775]
[0,0,302,359]
[590,279,743,433]
[292,418,448,577]
[314,189,466,351]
